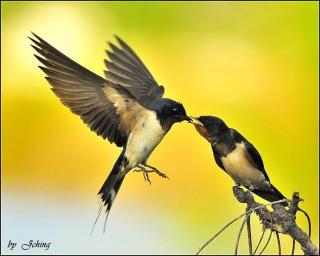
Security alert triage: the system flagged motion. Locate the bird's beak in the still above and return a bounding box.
[185,116,193,123]
[190,116,202,125]
[190,117,212,142]
[178,115,193,123]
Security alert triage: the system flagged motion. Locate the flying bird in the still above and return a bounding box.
[29,33,191,232]
[191,116,287,205]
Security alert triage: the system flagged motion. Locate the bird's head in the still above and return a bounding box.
[191,116,229,144]
[155,99,191,129]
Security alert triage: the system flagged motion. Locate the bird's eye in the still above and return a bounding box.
[172,108,177,112]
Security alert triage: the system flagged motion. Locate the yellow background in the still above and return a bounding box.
[1,1,319,254]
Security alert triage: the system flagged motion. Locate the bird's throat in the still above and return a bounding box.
[194,124,214,143]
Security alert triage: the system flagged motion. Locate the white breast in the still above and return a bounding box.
[221,142,269,190]
[124,110,165,169]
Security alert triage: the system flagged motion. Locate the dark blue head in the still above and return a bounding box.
[153,98,191,129]
[192,116,229,143]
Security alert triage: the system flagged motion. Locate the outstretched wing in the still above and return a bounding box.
[232,129,270,181]
[104,36,165,107]
[30,33,146,147]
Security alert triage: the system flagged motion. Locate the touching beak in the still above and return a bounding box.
[185,116,193,123]
[179,115,193,123]
[190,116,213,143]
[190,116,202,125]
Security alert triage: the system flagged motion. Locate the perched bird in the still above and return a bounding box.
[29,33,191,232]
[191,116,287,205]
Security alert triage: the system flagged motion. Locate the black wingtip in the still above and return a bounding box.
[29,32,39,43]
[113,34,120,41]
[29,37,40,47]
[30,33,52,48]
[105,50,114,59]
[38,65,49,74]
[31,32,42,42]
[29,31,36,39]
[29,32,40,42]
[114,35,127,48]
[107,35,121,48]
[108,41,119,52]
[33,54,43,61]
[28,36,34,42]
[30,44,41,52]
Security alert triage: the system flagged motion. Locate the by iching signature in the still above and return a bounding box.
[7,239,51,251]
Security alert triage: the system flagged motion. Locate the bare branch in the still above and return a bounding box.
[233,186,319,255]
[258,230,273,255]
[196,197,289,255]
[246,210,253,255]
[235,214,249,255]
[253,228,265,255]
[292,238,296,255]
[275,231,281,255]
[196,187,318,255]
[195,213,243,255]
[298,208,312,238]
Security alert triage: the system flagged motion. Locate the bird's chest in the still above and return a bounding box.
[125,111,165,168]
[221,143,264,187]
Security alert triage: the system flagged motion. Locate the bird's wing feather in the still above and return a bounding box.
[212,146,228,174]
[30,33,147,147]
[231,129,270,181]
[104,36,164,107]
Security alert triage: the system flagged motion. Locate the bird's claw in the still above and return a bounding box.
[142,164,169,180]
[248,185,255,191]
[155,170,169,179]
[233,183,241,189]
[133,166,151,185]
[143,171,151,185]
[133,164,169,184]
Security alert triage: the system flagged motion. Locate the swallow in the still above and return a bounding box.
[29,33,191,232]
[191,116,288,206]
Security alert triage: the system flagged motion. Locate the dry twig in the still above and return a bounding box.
[275,231,281,255]
[233,187,319,255]
[253,228,265,255]
[258,230,273,255]
[196,197,289,255]
[196,187,319,255]
[246,210,253,255]
[235,214,249,255]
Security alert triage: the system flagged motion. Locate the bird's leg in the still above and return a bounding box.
[233,183,241,189]
[141,164,169,179]
[133,164,169,184]
[133,166,151,185]
[248,185,255,191]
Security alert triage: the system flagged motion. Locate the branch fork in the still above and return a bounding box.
[232,186,319,255]
[196,187,318,255]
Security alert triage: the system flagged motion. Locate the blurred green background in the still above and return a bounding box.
[1,1,319,254]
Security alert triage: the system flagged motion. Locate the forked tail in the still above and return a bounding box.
[91,150,126,234]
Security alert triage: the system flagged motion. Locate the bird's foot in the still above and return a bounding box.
[233,183,241,189]
[133,165,169,185]
[141,164,169,180]
[133,166,152,185]
[248,185,255,191]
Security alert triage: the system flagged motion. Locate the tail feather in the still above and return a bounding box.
[91,150,126,234]
[251,184,288,206]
